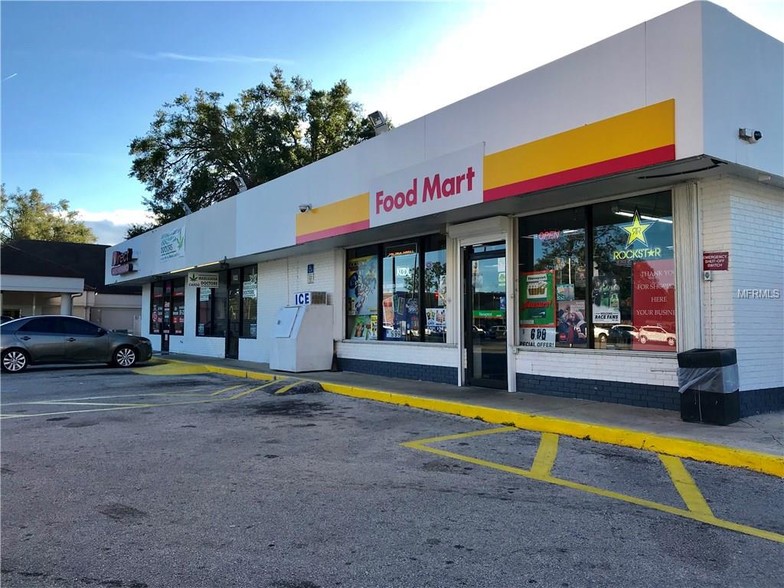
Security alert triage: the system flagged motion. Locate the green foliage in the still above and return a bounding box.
[0,185,96,244]
[128,67,380,235]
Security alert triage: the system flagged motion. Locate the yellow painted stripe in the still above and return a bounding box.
[133,363,209,375]
[660,454,713,516]
[404,439,784,544]
[274,381,303,395]
[210,383,248,396]
[531,432,560,477]
[295,192,369,237]
[322,382,784,478]
[484,100,675,191]
[229,383,271,400]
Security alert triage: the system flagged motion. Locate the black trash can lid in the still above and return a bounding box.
[677,348,737,368]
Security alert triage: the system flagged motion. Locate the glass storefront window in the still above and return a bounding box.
[172,281,185,335]
[195,266,257,339]
[241,266,258,338]
[151,283,164,334]
[382,242,419,341]
[345,234,446,343]
[197,287,213,336]
[592,192,674,351]
[423,235,447,343]
[518,191,674,352]
[519,209,587,348]
[346,246,379,340]
[150,279,185,335]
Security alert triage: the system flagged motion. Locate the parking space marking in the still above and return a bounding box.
[404,428,784,544]
[211,383,249,396]
[659,454,713,516]
[531,432,559,477]
[1,404,157,419]
[230,382,276,399]
[0,382,270,419]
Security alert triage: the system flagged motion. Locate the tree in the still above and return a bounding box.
[128,67,381,237]
[0,186,96,244]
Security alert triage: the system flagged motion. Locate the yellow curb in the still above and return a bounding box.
[147,359,784,478]
[320,382,784,479]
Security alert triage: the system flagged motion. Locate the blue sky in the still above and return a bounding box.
[2,1,782,245]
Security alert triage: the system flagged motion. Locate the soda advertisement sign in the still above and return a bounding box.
[520,270,556,326]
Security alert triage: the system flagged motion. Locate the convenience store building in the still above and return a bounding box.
[106,2,783,415]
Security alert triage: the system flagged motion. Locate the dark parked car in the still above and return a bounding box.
[607,324,639,345]
[1,315,152,373]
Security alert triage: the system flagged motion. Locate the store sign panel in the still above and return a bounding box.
[111,248,136,275]
[369,144,484,228]
[160,227,186,261]
[187,272,219,288]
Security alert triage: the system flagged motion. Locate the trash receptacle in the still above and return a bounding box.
[677,348,739,425]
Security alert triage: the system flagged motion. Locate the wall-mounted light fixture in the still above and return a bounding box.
[368,111,389,136]
[298,203,312,213]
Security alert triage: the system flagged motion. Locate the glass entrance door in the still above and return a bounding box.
[464,242,507,389]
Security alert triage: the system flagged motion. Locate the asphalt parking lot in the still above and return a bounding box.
[1,364,782,587]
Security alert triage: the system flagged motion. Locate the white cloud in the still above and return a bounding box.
[132,51,292,65]
[77,209,154,246]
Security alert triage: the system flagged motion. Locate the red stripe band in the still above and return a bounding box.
[483,144,675,202]
[296,219,371,244]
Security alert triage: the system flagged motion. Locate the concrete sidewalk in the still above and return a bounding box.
[150,353,784,477]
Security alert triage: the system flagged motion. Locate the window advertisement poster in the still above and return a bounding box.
[347,255,378,339]
[632,259,676,350]
[520,271,555,325]
[556,299,587,347]
[426,307,446,334]
[591,274,621,324]
[520,270,556,347]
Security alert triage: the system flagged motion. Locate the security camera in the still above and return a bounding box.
[739,128,762,143]
[298,203,312,213]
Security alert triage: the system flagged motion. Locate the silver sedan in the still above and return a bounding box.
[1,315,152,373]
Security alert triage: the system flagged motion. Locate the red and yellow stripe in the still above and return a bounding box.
[294,100,675,243]
[483,99,675,201]
[295,192,370,244]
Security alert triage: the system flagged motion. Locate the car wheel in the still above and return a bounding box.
[112,345,138,368]
[2,349,29,373]
[667,337,676,346]
[639,335,648,344]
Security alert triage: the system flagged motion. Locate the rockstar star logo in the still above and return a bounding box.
[622,210,652,246]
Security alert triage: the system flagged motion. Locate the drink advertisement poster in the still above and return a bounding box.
[346,255,378,316]
[520,270,556,326]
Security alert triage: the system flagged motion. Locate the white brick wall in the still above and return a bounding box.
[514,350,678,387]
[244,251,340,363]
[337,341,459,368]
[700,176,784,390]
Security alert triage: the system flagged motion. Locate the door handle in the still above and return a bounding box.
[66,337,77,342]
[20,336,31,341]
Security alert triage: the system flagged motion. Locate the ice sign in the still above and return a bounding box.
[293,292,311,305]
[293,291,327,305]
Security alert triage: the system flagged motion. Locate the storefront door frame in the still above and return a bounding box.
[447,216,517,391]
